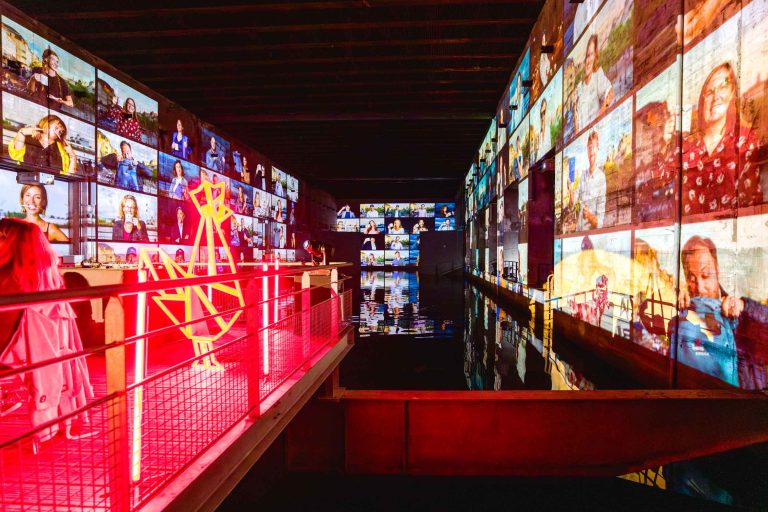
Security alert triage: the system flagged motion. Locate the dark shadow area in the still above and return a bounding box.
[218,472,734,511]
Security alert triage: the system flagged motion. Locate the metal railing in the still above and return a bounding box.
[0,263,352,512]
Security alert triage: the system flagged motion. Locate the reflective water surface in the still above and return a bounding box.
[344,271,637,390]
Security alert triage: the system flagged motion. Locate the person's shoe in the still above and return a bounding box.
[65,424,97,440]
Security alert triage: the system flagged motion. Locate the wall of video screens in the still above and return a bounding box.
[464,0,768,391]
[335,201,456,267]
[0,12,302,264]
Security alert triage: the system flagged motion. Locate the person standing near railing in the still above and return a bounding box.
[0,218,93,444]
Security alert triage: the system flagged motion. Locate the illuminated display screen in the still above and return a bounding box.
[349,202,455,267]
[96,71,158,148]
[0,13,304,264]
[464,0,768,390]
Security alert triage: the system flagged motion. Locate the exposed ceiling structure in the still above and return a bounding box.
[9,0,543,199]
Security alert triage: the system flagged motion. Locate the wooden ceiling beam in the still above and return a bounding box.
[162,77,502,95]
[73,18,535,40]
[205,111,491,122]
[140,66,509,83]
[30,0,540,21]
[118,54,516,72]
[96,36,525,58]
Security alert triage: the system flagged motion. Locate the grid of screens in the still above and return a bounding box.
[0,15,300,263]
[336,202,456,267]
[462,0,768,391]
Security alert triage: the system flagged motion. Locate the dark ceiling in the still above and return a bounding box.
[9,0,542,200]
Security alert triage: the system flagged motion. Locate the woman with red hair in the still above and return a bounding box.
[0,218,93,445]
[682,62,763,215]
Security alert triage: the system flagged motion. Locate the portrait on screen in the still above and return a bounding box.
[478,120,497,173]
[674,216,768,389]
[231,181,254,217]
[97,184,157,243]
[360,203,385,218]
[230,144,254,184]
[253,189,271,219]
[335,219,358,232]
[337,201,358,219]
[436,202,455,218]
[2,92,95,175]
[200,126,230,174]
[385,203,411,218]
[498,142,509,196]
[268,220,287,249]
[410,218,432,234]
[96,71,158,147]
[252,221,266,248]
[385,249,408,266]
[251,158,269,191]
[159,102,199,164]
[1,17,96,123]
[530,68,563,163]
[271,166,287,198]
[386,217,410,235]
[158,197,197,246]
[287,173,299,202]
[360,217,385,234]
[0,169,71,244]
[561,98,632,234]
[362,233,384,251]
[271,194,286,223]
[497,92,509,150]
[385,235,411,251]
[681,5,767,217]
[436,217,455,231]
[230,213,254,255]
[158,152,199,201]
[564,0,633,141]
[509,114,530,181]
[409,202,435,218]
[518,178,529,244]
[633,61,681,224]
[509,48,531,131]
[97,128,158,195]
[360,250,385,267]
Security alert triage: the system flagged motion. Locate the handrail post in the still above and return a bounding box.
[301,271,311,359]
[105,298,131,512]
[245,276,261,418]
[330,268,339,339]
